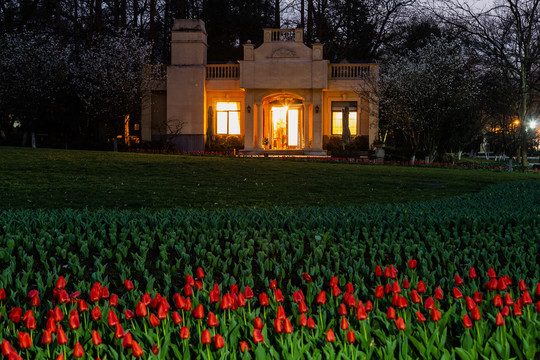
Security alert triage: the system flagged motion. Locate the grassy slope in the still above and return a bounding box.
[0,146,538,210]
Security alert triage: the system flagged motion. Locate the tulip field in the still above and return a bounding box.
[0,180,539,359]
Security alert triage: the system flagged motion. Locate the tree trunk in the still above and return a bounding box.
[300,0,304,29]
[274,0,280,28]
[307,0,313,43]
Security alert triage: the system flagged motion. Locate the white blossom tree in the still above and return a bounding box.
[379,36,482,162]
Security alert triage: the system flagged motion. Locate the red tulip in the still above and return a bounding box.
[131,341,143,357]
[157,303,168,320]
[122,332,133,349]
[186,274,195,287]
[91,306,102,321]
[283,318,293,334]
[149,313,160,327]
[417,281,426,293]
[254,316,264,330]
[495,312,504,326]
[501,306,510,317]
[387,306,396,319]
[397,296,408,309]
[411,290,421,304]
[77,299,88,313]
[493,294,503,307]
[402,278,410,289]
[90,283,101,302]
[340,316,349,330]
[487,268,497,278]
[473,291,483,303]
[408,259,417,269]
[274,288,284,303]
[208,312,219,327]
[299,314,307,327]
[535,301,540,313]
[141,293,151,306]
[27,290,40,307]
[453,287,463,299]
[69,310,80,330]
[41,330,53,345]
[375,265,383,277]
[522,291,532,304]
[463,314,473,328]
[307,317,316,329]
[108,310,119,327]
[375,285,384,299]
[326,329,335,342]
[497,277,507,291]
[469,267,477,279]
[298,300,308,314]
[396,317,405,330]
[240,341,249,352]
[92,330,102,346]
[384,267,392,278]
[150,344,159,355]
[53,307,63,322]
[57,327,68,345]
[430,308,441,322]
[273,318,283,333]
[329,276,339,288]
[123,279,134,291]
[56,276,66,290]
[392,281,401,294]
[9,307,22,323]
[170,311,181,325]
[115,323,125,339]
[101,286,109,299]
[315,291,326,305]
[253,329,264,344]
[471,306,481,321]
[259,293,269,306]
[196,267,205,279]
[56,354,64,360]
[345,283,354,294]
[454,275,464,286]
[109,294,118,308]
[356,304,367,320]
[192,304,204,319]
[184,284,193,297]
[513,304,522,316]
[424,297,434,310]
[72,342,84,358]
[535,283,540,296]
[416,311,426,322]
[180,326,190,340]
[244,286,254,299]
[1,340,15,356]
[365,300,373,312]
[0,289,6,301]
[201,329,211,344]
[434,286,443,300]
[25,315,36,330]
[18,332,32,349]
[269,280,277,290]
[302,272,313,282]
[465,297,476,311]
[347,330,356,343]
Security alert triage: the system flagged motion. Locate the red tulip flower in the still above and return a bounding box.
[69,310,80,330]
[186,275,195,287]
[45,317,56,333]
[469,267,477,279]
[157,303,168,320]
[120,332,131,349]
[424,297,434,310]
[72,342,84,358]
[101,286,109,299]
[493,294,503,307]
[0,289,6,302]
[90,283,101,302]
[269,280,277,290]
[417,281,426,294]
[375,265,383,277]
[41,330,53,345]
[495,312,504,326]
[151,344,159,355]
[253,329,264,344]
[283,318,293,334]
[91,306,102,321]
[329,276,339,288]
[487,268,497,278]
[208,312,219,327]
[109,294,119,308]
[463,315,473,328]
[365,300,373,312]
[9,307,22,323]
[201,329,211,344]
[473,291,483,303]
[396,317,406,330]
[340,316,349,330]
[346,283,354,294]
[18,332,32,349]
[1,340,15,356]
[387,306,396,320]
[57,327,68,345]
[53,307,63,322]
[192,304,204,319]
[259,293,269,307]
[149,313,160,327]
[416,311,426,322]
[411,290,421,304]
[402,278,410,289]
[131,341,143,357]
[356,304,367,320]
[77,299,88,313]
[434,286,443,300]
[273,318,283,333]
[240,341,249,352]
[453,287,463,299]
[180,327,190,340]
[471,306,481,321]
[501,306,510,317]
[454,275,464,286]
[254,316,264,330]
[392,281,401,294]
[514,304,522,316]
[375,285,384,299]
[326,329,336,342]
[196,267,205,279]
[408,259,417,269]
[25,315,36,331]
[141,293,151,306]
[27,290,40,307]
[56,276,66,290]
[522,291,532,304]
[307,317,316,329]
[430,308,441,322]
[108,310,119,327]
[274,288,284,303]
[316,291,327,305]
[302,272,313,282]
[298,300,308,314]
[299,314,307,327]
[123,279,134,291]
[244,286,254,299]
[398,296,408,309]
[172,311,182,325]
[115,323,125,339]
[92,330,102,346]
[347,330,356,343]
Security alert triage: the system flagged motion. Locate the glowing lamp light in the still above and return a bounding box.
[528,120,538,130]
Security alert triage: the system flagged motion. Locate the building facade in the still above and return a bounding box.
[141,19,379,154]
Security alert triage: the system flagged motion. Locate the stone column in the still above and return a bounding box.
[303,102,311,150]
[312,91,323,150]
[256,102,263,149]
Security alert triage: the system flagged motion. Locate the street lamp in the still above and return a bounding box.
[527,119,538,130]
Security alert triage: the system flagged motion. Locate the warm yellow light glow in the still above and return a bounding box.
[349,112,357,136]
[288,109,299,146]
[332,111,357,135]
[513,119,520,125]
[216,102,240,135]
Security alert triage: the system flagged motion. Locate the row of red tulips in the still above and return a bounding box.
[1,262,539,359]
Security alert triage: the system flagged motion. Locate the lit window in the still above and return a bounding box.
[331,101,357,135]
[216,102,241,135]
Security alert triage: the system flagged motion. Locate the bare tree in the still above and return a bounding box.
[427,0,540,166]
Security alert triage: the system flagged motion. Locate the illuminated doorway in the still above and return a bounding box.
[270,106,301,149]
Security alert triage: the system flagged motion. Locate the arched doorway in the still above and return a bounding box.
[263,94,304,150]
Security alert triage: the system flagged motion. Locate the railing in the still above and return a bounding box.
[330,64,374,80]
[271,29,296,42]
[206,64,240,79]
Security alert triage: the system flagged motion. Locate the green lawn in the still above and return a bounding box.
[0,147,538,209]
